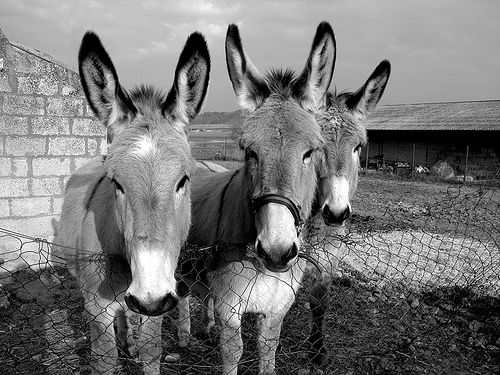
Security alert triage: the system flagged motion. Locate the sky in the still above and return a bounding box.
[1,0,499,112]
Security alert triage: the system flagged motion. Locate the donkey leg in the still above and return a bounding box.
[137,315,163,375]
[257,314,285,375]
[177,295,191,348]
[202,295,216,338]
[115,308,134,358]
[88,311,119,375]
[307,280,330,365]
[219,314,243,375]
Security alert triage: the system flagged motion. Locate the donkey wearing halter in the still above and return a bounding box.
[177,22,335,375]
[304,60,391,364]
[178,33,391,374]
[53,31,210,374]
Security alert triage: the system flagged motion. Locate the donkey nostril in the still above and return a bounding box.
[256,240,266,259]
[125,294,143,314]
[160,293,178,313]
[322,205,334,220]
[282,243,298,264]
[342,206,351,221]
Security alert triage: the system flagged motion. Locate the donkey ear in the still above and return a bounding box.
[78,32,136,142]
[163,32,211,130]
[293,22,336,112]
[225,24,270,112]
[341,60,391,121]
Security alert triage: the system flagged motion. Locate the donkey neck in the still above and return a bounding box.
[190,166,256,246]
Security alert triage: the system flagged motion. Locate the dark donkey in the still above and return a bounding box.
[177,22,336,375]
[305,60,391,364]
[53,31,210,374]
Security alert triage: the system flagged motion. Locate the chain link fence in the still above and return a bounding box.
[1,179,499,374]
[190,140,241,162]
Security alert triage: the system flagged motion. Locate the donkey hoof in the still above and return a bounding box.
[308,345,327,366]
[306,336,327,365]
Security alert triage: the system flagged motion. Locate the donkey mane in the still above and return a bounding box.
[129,84,167,116]
[264,68,298,98]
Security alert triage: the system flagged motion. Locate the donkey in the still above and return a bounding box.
[179,48,391,374]
[304,60,391,364]
[177,22,336,375]
[53,31,210,374]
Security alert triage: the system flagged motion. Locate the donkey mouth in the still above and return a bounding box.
[255,241,297,273]
[262,261,293,273]
[125,293,178,316]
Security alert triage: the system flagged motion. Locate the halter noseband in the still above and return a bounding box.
[251,194,304,235]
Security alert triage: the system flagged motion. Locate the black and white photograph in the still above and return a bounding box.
[0,1,499,374]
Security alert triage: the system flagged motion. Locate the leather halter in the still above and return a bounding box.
[251,194,304,235]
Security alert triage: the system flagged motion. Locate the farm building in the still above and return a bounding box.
[362,100,500,179]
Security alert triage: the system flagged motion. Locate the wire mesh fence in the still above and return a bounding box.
[190,140,241,162]
[1,179,499,374]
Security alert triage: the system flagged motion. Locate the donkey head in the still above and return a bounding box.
[225,22,336,272]
[317,60,390,225]
[79,32,210,315]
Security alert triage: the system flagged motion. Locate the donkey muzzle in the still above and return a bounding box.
[125,292,178,316]
[322,204,351,225]
[256,240,298,272]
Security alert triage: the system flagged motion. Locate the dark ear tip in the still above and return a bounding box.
[376,60,391,76]
[185,32,211,64]
[78,31,105,63]
[226,23,241,43]
[317,21,334,36]
[312,21,336,49]
[227,23,239,34]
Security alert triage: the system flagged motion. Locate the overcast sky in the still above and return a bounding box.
[1,0,499,111]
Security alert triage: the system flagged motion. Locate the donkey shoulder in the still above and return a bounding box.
[55,158,107,255]
[190,167,240,245]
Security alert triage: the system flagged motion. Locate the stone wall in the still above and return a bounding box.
[0,28,106,271]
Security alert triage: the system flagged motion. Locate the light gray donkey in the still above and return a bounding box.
[178,26,391,374]
[304,60,391,364]
[53,31,210,374]
[177,22,336,375]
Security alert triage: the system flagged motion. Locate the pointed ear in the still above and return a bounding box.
[293,22,336,112]
[225,24,270,112]
[163,32,211,131]
[78,31,136,143]
[341,60,391,121]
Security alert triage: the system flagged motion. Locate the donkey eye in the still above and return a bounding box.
[303,149,314,164]
[354,143,363,153]
[113,178,125,194]
[246,150,258,162]
[176,175,189,192]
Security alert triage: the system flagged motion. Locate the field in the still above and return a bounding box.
[1,171,499,374]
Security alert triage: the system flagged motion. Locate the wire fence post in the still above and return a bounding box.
[224,138,227,160]
[464,144,469,183]
[411,143,416,179]
[365,142,369,172]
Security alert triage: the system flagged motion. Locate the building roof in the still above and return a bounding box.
[365,100,500,131]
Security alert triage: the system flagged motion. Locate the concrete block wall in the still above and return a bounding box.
[0,28,106,271]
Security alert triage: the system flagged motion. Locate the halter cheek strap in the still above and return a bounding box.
[251,194,304,234]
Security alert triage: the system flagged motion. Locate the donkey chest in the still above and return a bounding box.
[209,260,303,315]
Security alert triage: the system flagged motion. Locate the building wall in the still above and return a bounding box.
[363,130,500,178]
[0,29,106,271]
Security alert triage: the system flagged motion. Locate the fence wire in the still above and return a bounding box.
[1,181,500,374]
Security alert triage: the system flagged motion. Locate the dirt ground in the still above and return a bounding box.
[1,173,499,374]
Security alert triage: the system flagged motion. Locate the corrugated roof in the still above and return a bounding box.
[365,100,500,131]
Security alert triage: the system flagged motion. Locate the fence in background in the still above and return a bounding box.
[190,139,241,161]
